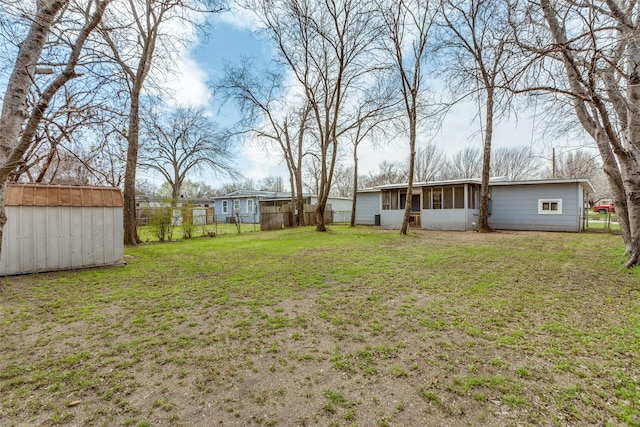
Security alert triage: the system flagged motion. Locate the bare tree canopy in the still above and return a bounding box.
[414,142,447,182]
[360,160,408,188]
[378,0,434,235]
[439,0,518,232]
[254,0,384,231]
[491,145,540,181]
[216,59,311,225]
[97,0,226,245]
[139,106,236,203]
[444,146,482,179]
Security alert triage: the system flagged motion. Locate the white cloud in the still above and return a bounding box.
[160,54,211,108]
[239,140,288,180]
[217,5,263,31]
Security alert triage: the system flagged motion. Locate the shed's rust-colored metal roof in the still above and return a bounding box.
[6,184,123,207]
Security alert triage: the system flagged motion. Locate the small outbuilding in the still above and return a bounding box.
[356,178,594,232]
[1,184,124,275]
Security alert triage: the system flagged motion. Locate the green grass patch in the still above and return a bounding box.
[1,226,638,426]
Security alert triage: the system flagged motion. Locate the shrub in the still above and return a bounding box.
[149,208,174,242]
[181,205,195,239]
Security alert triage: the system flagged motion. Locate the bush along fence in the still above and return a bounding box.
[136,206,260,242]
[136,205,353,241]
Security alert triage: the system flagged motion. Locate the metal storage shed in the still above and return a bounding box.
[1,184,124,275]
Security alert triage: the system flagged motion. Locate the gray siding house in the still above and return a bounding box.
[213,190,353,224]
[213,190,288,223]
[489,180,590,232]
[356,178,593,232]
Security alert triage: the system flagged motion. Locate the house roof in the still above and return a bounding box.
[212,190,353,201]
[358,177,595,193]
[489,178,595,193]
[212,190,294,200]
[7,184,123,207]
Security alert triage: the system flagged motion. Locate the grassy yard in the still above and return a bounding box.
[136,222,260,242]
[1,227,639,427]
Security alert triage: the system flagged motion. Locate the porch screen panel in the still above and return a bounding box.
[454,186,464,209]
[423,188,431,209]
[443,186,453,209]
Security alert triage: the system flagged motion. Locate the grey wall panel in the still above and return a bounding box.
[355,193,380,225]
[0,206,123,275]
[488,184,580,232]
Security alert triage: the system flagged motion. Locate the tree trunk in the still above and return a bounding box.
[0,182,7,256]
[288,166,296,226]
[350,144,358,227]
[123,90,142,245]
[315,200,326,231]
[619,158,640,267]
[400,112,417,235]
[476,87,494,233]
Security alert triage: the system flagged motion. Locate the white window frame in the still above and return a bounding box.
[538,198,563,214]
[222,200,228,214]
[233,199,241,214]
[247,198,255,214]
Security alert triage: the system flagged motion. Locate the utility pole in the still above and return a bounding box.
[552,147,556,178]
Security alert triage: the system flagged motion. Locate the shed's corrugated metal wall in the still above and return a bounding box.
[1,185,124,275]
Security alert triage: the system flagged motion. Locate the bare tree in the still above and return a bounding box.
[98,0,224,245]
[443,146,482,179]
[491,145,541,180]
[157,179,215,198]
[217,60,311,225]
[548,150,599,180]
[256,0,383,231]
[259,175,285,192]
[347,80,399,227]
[440,0,516,232]
[525,0,640,266]
[332,164,354,198]
[0,0,111,258]
[139,106,236,203]
[414,142,447,182]
[378,0,434,235]
[360,160,408,187]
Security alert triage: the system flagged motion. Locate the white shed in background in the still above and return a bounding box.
[1,184,124,275]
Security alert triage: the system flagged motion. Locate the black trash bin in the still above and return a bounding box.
[374,214,381,226]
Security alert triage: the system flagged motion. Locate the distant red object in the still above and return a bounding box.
[593,202,615,214]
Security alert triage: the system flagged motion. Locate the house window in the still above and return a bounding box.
[233,200,241,214]
[222,200,228,214]
[538,199,562,214]
[247,199,255,213]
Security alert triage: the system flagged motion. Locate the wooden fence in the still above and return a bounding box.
[260,203,333,231]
